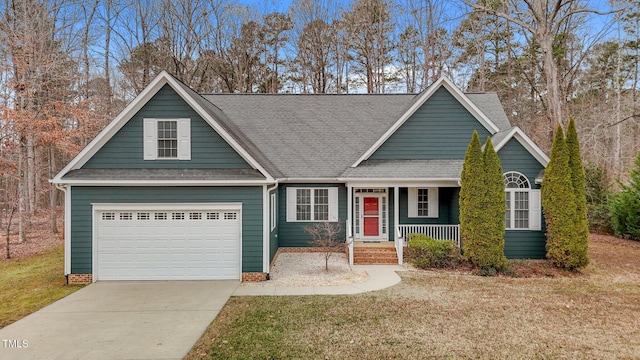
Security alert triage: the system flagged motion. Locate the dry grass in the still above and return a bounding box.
[186,234,640,359]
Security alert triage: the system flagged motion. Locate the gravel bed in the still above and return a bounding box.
[243,252,369,287]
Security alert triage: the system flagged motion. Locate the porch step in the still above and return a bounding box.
[353,246,398,265]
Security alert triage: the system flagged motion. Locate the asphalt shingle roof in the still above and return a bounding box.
[203,91,511,179]
[341,159,464,179]
[203,94,415,178]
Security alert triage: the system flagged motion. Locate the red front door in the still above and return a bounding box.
[363,197,379,237]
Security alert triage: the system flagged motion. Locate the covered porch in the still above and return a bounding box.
[344,183,461,266]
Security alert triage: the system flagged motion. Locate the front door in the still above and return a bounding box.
[363,197,380,237]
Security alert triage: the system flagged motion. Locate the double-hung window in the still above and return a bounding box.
[286,187,338,222]
[504,172,541,230]
[408,187,439,218]
[143,118,191,160]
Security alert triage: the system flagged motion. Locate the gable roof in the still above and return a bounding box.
[54,72,544,184]
[492,126,550,167]
[52,71,276,184]
[203,94,415,179]
[351,76,503,167]
[204,84,515,179]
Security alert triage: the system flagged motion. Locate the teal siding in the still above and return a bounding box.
[504,229,546,259]
[498,138,544,190]
[83,85,251,169]
[269,188,279,264]
[371,87,492,160]
[399,187,458,225]
[499,138,547,259]
[277,184,347,247]
[70,186,263,274]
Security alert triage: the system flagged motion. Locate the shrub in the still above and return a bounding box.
[542,125,588,270]
[609,189,640,239]
[406,233,461,269]
[609,151,640,240]
[460,132,507,271]
[585,163,613,234]
[459,131,487,265]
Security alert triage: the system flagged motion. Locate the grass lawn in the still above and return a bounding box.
[0,245,84,329]
[186,235,640,359]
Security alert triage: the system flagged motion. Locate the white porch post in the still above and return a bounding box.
[394,186,402,265]
[347,184,354,266]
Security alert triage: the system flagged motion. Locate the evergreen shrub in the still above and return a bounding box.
[406,234,461,269]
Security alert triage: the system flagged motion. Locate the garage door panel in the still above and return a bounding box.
[96,207,241,280]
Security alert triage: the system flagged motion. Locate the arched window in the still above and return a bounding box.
[503,172,540,230]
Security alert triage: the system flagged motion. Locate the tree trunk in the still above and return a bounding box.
[50,146,58,234]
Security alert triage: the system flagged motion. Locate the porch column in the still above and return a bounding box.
[394,186,402,265]
[394,186,399,241]
[347,184,353,266]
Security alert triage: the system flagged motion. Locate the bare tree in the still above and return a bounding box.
[303,221,345,271]
[463,0,616,133]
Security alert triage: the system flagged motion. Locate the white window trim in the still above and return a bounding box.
[270,192,277,231]
[504,171,541,231]
[143,118,191,160]
[286,187,338,222]
[407,187,439,218]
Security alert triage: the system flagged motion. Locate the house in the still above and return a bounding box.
[52,71,549,284]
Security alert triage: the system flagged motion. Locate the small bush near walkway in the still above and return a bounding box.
[406,233,461,269]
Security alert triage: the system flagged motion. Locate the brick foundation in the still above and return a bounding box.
[242,272,268,282]
[67,274,92,284]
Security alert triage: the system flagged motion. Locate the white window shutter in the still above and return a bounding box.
[530,189,541,230]
[408,187,418,218]
[429,188,439,218]
[177,118,191,160]
[328,187,339,222]
[286,187,297,222]
[143,119,156,160]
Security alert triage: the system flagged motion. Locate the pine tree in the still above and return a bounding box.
[459,131,486,267]
[565,117,589,267]
[542,125,580,269]
[481,138,508,270]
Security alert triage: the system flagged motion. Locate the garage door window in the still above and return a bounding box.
[172,212,185,220]
[102,212,115,220]
[155,212,167,220]
[137,212,150,220]
[207,212,220,220]
[189,212,202,220]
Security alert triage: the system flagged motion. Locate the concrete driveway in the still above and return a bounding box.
[0,281,239,360]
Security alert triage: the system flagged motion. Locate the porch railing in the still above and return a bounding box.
[397,224,461,248]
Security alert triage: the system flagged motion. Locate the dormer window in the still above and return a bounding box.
[143,118,191,160]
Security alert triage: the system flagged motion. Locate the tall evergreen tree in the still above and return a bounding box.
[481,138,508,270]
[565,117,589,266]
[542,125,582,269]
[459,131,485,266]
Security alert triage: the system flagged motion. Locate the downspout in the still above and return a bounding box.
[55,184,71,279]
[264,182,279,275]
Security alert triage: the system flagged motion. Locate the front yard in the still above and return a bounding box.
[0,246,83,328]
[187,235,640,359]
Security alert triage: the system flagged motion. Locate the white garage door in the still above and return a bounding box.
[95,204,241,280]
